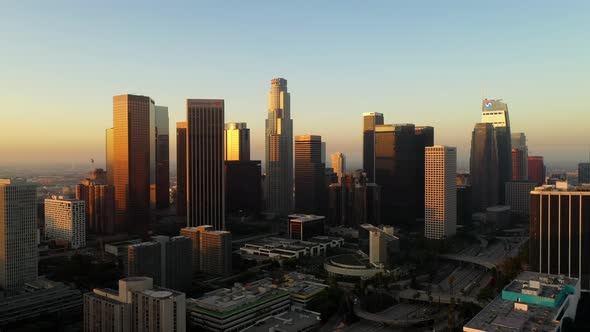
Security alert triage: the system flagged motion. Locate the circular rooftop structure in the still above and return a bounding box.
[324,254,384,279]
[150,291,173,298]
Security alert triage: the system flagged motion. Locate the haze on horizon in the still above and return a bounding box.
[1,1,589,171]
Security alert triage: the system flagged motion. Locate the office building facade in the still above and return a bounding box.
[224,122,250,161]
[187,99,225,230]
[84,277,186,332]
[128,242,162,285]
[415,126,434,219]
[425,146,457,240]
[199,226,232,275]
[482,99,512,204]
[112,94,153,232]
[505,180,537,217]
[328,170,380,228]
[288,214,325,241]
[76,178,114,234]
[225,160,262,216]
[176,122,188,217]
[578,162,590,184]
[528,156,546,185]
[362,112,384,182]
[529,186,590,290]
[511,132,528,180]
[295,135,325,214]
[330,152,346,183]
[154,106,170,209]
[44,197,86,248]
[375,123,417,225]
[512,147,527,181]
[265,78,294,217]
[0,179,38,290]
[469,123,499,212]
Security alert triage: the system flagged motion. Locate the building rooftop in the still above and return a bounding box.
[281,272,327,299]
[189,279,289,319]
[463,271,579,332]
[242,307,321,332]
[486,205,511,213]
[288,214,325,222]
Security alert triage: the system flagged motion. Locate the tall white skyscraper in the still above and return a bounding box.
[425,146,457,239]
[265,78,294,217]
[330,152,346,183]
[0,179,38,290]
[45,197,86,249]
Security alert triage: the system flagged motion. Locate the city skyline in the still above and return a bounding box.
[2,2,590,170]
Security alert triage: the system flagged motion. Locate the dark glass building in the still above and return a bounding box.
[154,106,170,209]
[414,126,434,219]
[288,215,325,241]
[375,124,416,225]
[225,160,262,216]
[481,99,512,204]
[362,112,384,182]
[578,163,590,184]
[512,148,526,181]
[187,99,225,230]
[176,122,187,217]
[295,135,325,214]
[456,185,472,226]
[469,123,499,212]
[529,186,590,290]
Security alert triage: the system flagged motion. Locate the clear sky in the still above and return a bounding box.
[1,0,589,170]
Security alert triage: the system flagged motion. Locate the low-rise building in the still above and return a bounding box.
[288,214,325,240]
[239,236,343,261]
[280,272,327,308]
[188,279,290,332]
[485,205,511,230]
[324,254,385,280]
[0,278,82,326]
[242,307,321,332]
[463,271,579,332]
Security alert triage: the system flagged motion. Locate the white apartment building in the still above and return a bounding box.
[44,196,86,248]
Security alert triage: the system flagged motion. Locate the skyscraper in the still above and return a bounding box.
[375,124,416,225]
[176,122,187,217]
[512,148,527,180]
[265,78,294,217]
[328,170,381,227]
[105,128,114,188]
[0,179,38,291]
[469,123,499,212]
[528,156,545,185]
[511,132,528,180]
[225,160,262,216]
[224,122,250,161]
[187,99,225,230]
[414,126,434,219]
[44,197,86,249]
[481,99,512,204]
[424,146,457,240]
[363,112,384,182]
[578,163,590,184]
[330,152,346,183]
[76,172,114,234]
[529,185,590,290]
[154,106,170,209]
[113,94,152,233]
[295,135,325,214]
